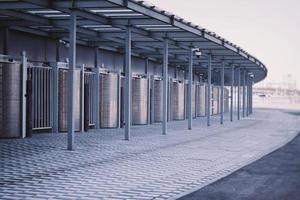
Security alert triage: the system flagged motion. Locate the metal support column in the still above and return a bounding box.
[81,64,85,133]
[94,47,100,129]
[67,12,76,150]
[220,61,225,124]
[246,75,250,117]
[162,39,168,135]
[21,51,27,138]
[242,69,246,118]
[125,26,132,140]
[235,85,238,113]
[188,48,193,130]
[249,78,253,114]
[146,58,151,125]
[52,63,59,133]
[150,75,155,124]
[237,68,241,120]
[207,54,212,126]
[230,66,234,122]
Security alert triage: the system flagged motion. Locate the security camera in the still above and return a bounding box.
[59,39,70,48]
[195,51,202,58]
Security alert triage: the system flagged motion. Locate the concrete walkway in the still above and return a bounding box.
[0,109,299,200]
[179,127,300,200]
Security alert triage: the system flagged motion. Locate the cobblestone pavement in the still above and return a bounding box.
[1,109,299,200]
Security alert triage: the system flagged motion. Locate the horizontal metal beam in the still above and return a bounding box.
[0,2,41,9]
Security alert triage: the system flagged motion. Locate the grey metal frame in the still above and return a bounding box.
[220,61,225,124]
[162,39,168,135]
[67,11,76,150]
[125,26,132,140]
[230,66,234,122]
[188,48,193,130]
[242,69,246,118]
[237,68,241,120]
[207,54,212,126]
[21,51,27,138]
[94,48,100,129]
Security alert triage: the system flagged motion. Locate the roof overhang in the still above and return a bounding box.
[0,0,267,84]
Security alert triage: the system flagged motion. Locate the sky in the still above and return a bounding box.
[147,0,300,89]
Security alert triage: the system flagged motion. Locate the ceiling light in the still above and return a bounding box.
[28,10,61,14]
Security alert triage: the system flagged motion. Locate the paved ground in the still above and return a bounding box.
[179,130,300,200]
[0,109,299,200]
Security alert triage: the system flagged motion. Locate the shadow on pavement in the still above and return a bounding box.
[179,132,300,200]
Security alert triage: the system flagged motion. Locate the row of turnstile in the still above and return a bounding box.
[0,60,230,138]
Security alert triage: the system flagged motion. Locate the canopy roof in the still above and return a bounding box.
[0,0,267,83]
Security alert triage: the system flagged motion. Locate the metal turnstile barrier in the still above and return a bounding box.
[58,68,81,132]
[0,61,22,138]
[197,84,207,117]
[185,82,196,119]
[31,65,53,130]
[100,72,119,128]
[132,75,148,125]
[172,80,185,120]
[153,78,163,122]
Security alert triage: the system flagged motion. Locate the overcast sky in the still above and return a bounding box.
[147,0,300,89]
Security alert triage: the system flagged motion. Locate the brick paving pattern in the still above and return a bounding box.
[0,109,299,200]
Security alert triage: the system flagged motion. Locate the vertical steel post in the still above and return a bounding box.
[117,70,122,128]
[250,79,253,114]
[67,12,76,150]
[162,39,168,135]
[242,69,246,118]
[81,64,85,133]
[235,85,238,113]
[207,54,212,126]
[168,77,172,122]
[246,75,250,117]
[52,40,60,134]
[188,48,193,130]
[125,26,132,140]
[146,58,151,125]
[150,75,155,124]
[94,47,100,129]
[237,68,241,120]
[21,51,27,138]
[230,66,234,122]
[52,63,58,133]
[220,61,225,124]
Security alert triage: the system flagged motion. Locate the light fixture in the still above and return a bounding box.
[82,25,112,28]
[28,10,61,14]
[44,14,70,18]
[104,13,143,17]
[90,9,132,13]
